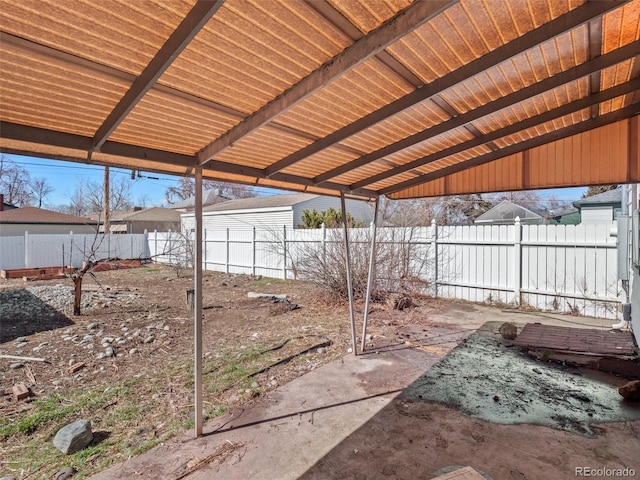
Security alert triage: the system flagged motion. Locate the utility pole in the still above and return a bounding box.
[103,166,110,233]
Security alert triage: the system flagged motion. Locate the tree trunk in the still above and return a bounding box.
[73,276,82,315]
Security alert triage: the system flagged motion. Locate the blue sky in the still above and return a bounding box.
[5,153,586,209]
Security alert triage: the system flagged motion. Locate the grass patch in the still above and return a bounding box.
[0,385,129,439]
[249,277,288,287]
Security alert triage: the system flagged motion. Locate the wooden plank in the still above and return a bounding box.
[12,383,29,401]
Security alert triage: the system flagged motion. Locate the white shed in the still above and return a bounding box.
[182,193,372,231]
[572,188,622,225]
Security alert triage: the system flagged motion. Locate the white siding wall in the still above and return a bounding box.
[581,206,614,224]
[292,197,372,227]
[182,209,294,232]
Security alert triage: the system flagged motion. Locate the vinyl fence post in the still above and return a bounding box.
[203,228,207,271]
[431,219,438,298]
[153,230,158,263]
[514,216,522,306]
[252,226,256,276]
[69,231,74,267]
[226,228,230,274]
[282,225,287,280]
[321,222,327,264]
[24,231,29,268]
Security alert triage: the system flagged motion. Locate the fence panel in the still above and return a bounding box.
[0,235,26,270]
[2,223,620,319]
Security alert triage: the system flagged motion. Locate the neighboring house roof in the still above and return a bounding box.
[572,188,622,208]
[88,207,181,223]
[2,203,17,210]
[114,207,180,223]
[169,189,230,210]
[0,207,95,225]
[474,200,542,224]
[202,193,318,213]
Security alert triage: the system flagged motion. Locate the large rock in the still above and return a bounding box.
[618,380,640,401]
[499,322,518,340]
[53,420,93,454]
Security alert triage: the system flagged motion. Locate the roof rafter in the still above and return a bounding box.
[0,122,379,199]
[197,0,455,166]
[263,0,626,178]
[352,77,640,190]
[92,0,225,151]
[382,101,640,197]
[315,40,640,185]
[0,121,194,168]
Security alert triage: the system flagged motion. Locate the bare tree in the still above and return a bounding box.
[0,155,33,206]
[582,185,618,198]
[30,177,54,208]
[165,176,256,204]
[65,176,134,216]
[381,195,494,226]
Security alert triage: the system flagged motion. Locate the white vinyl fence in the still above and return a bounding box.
[148,221,621,319]
[1,224,620,319]
[0,231,150,270]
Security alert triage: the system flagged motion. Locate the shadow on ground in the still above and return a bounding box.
[0,289,74,343]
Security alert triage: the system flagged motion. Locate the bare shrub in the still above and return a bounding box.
[267,225,432,301]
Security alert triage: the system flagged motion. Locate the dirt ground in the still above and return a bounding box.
[1,265,638,480]
[1,264,460,479]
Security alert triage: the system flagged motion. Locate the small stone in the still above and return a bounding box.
[316,347,325,354]
[102,337,113,344]
[15,336,27,343]
[619,380,640,401]
[105,346,115,357]
[251,381,259,388]
[87,323,98,331]
[96,353,105,359]
[499,322,518,340]
[9,363,24,370]
[188,409,209,422]
[129,348,140,355]
[53,466,77,480]
[143,335,155,344]
[493,395,500,402]
[347,348,353,353]
[121,327,129,332]
[53,420,93,454]
[163,325,170,331]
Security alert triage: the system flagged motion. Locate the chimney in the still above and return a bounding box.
[0,194,4,211]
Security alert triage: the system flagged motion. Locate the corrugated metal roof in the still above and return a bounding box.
[1,0,639,200]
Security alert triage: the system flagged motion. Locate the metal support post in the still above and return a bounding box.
[194,168,203,437]
[361,198,379,353]
[340,192,358,356]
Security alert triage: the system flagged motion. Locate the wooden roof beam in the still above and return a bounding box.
[197,0,455,166]
[353,77,640,191]
[315,39,640,184]
[1,122,195,169]
[0,121,378,198]
[262,0,627,178]
[92,0,225,151]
